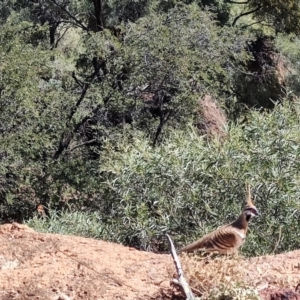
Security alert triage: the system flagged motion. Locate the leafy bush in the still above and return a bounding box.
[99,98,300,256]
[28,97,300,257]
[27,210,108,239]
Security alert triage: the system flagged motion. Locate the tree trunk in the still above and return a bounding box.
[49,22,60,48]
[92,0,104,31]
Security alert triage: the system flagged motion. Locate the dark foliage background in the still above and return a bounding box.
[1,0,300,257]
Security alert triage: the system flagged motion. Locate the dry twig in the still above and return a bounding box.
[166,234,196,300]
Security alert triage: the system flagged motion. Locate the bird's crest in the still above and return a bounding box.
[244,183,259,217]
[246,183,255,208]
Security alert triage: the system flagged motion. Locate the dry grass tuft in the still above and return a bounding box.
[179,253,260,299]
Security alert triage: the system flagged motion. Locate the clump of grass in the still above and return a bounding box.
[179,254,260,299]
[26,210,108,239]
[207,283,260,300]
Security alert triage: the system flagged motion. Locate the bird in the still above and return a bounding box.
[179,185,259,254]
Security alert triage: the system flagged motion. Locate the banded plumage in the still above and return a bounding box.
[179,185,259,254]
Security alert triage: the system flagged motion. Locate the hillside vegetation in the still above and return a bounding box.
[1,0,300,257]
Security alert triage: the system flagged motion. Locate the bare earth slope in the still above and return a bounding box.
[0,223,299,300]
[0,223,173,300]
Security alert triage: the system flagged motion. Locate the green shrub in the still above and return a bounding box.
[27,210,108,239]
[29,98,300,256]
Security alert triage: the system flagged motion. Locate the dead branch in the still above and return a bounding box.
[232,5,262,27]
[166,234,196,300]
[68,139,97,152]
[48,0,90,32]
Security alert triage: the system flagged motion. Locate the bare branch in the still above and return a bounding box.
[153,110,172,147]
[72,72,84,88]
[232,6,262,27]
[166,234,195,300]
[53,60,102,159]
[48,0,90,32]
[240,21,263,29]
[55,25,71,48]
[68,139,97,152]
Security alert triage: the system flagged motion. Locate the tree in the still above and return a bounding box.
[230,0,300,34]
[0,2,251,221]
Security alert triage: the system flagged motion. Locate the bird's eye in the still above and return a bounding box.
[245,207,258,216]
[249,208,258,215]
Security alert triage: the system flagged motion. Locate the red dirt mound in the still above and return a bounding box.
[0,223,300,299]
[0,223,173,300]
